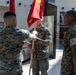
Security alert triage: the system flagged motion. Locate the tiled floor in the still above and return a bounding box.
[22,49,63,75]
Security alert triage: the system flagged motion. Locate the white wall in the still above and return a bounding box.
[48,0,76,23]
[0,0,76,29]
[15,0,33,30]
[0,0,33,30]
[0,6,8,22]
[55,0,76,23]
[0,0,9,7]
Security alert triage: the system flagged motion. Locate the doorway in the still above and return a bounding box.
[44,2,57,58]
[0,6,8,31]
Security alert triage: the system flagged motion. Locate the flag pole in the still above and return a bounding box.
[29,22,37,75]
[28,0,44,74]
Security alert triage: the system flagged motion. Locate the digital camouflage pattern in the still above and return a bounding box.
[30,25,51,75]
[30,25,51,60]
[0,26,32,75]
[61,22,76,75]
[32,58,49,75]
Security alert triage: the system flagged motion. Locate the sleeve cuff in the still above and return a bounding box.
[28,33,33,41]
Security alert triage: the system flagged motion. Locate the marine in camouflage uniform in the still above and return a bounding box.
[29,24,51,75]
[0,11,36,75]
[60,10,76,75]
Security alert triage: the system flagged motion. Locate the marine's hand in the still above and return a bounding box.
[32,30,38,36]
[23,41,31,45]
[32,34,37,41]
[31,31,38,41]
[30,49,34,54]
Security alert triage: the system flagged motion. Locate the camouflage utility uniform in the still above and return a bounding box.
[0,26,32,75]
[61,22,76,75]
[30,25,51,75]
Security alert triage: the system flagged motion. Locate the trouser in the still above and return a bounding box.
[32,58,49,75]
[0,70,22,75]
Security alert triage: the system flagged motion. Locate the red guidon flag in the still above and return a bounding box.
[9,0,15,12]
[27,0,44,27]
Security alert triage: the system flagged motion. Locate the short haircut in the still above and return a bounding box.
[66,10,76,21]
[4,11,16,18]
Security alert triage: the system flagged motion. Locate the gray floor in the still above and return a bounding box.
[22,49,63,75]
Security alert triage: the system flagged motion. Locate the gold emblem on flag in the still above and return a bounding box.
[29,18,33,23]
[36,0,41,10]
[37,0,40,2]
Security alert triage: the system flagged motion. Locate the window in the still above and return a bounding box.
[60,11,65,26]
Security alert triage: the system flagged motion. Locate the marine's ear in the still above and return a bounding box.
[13,18,17,27]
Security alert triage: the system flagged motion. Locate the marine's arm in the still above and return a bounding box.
[37,38,51,46]
[71,44,76,74]
[70,36,76,74]
[37,28,51,46]
[20,29,37,41]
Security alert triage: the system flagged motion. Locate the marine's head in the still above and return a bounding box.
[36,17,44,29]
[4,11,17,28]
[64,10,76,26]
